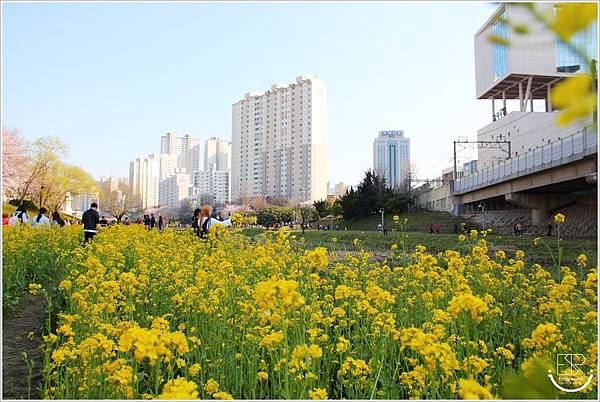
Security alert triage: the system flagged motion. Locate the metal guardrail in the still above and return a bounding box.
[454,127,598,194]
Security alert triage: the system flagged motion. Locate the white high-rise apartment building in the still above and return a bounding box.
[159,170,190,208]
[231,74,328,203]
[192,169,230,205]
[205,137,231,171]
[373,130,411,190]
[129,154,159,210]
[159,133,201,179]
[191,136,231,205]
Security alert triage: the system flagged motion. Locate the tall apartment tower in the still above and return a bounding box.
[129,154,159,210]
[159,133,201,179]
[190,136,231,205]
[231,74,328,203]
[204,137,231,171]
[373,130,411,190]
[474,3,596,169]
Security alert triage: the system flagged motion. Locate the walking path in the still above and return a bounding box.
[2,293,47,399]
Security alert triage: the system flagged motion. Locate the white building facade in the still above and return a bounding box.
[191,169,230,205]
[159,133,201,179]
[474,3,596,169]
[231,74,328,203]
[189,137,231,205]
[159,171,191,208]
[129,154,159,210]
[373,130,411,190]
[204,137,231,171]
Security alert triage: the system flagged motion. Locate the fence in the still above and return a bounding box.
[454,127,598,194]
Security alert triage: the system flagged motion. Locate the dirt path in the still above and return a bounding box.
[2,294,48,399]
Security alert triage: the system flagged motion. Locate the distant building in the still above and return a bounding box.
[373,130,410,190]
[333,182,349,198]
[129,154,159,210]
[190,137,231,205]
[159,170,190,208]
[474,3,596,169]
[160,133,201,180]
[231,74,328,203]
[204,137,231,171]
[191,169,230,205]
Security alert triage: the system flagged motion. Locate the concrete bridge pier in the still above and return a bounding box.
[505,192,577,225]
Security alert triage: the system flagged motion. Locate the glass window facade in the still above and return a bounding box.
[556,22,597,73]
[491,11,508,80]
[373,131,410,190]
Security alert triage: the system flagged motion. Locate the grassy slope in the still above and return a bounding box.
[241,228,597,275]
[326,211,474,233]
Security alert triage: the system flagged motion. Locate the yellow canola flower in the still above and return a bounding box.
[189,363,201,377]
[550,3,598,40]
[553,213,566,223]
[304,247,329,270]
[204,379,219,394]
[213,391,234,400]
[458,378,494,400]
[577,254,587,267]
[309,388,328,400]
[157,377,199,399]
[257,371,269,382]
[551,75,596,126]
[259,331,284,349]
[28,283,42,295]
[336,336,350,353]
[448,293,489,322]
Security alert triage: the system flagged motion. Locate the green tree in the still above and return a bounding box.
[257,207,295,227]
[313,199,331,217]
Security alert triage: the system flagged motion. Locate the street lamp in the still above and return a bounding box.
[379,208,384,233]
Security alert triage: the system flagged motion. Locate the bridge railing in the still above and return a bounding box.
[454,127,597,194]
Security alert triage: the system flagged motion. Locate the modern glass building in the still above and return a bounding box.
[491,11,508,80]
[373,130,410,191]
[556,21,597,73]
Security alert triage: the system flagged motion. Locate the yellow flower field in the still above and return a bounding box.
[2,224,598,399]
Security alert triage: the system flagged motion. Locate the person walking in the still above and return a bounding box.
[82,202,100,243]
[150,213,156,229]
[383,224,388,236]
[429,223,434,234]
[434,223,441,234]
[9,205,29,225]
[32,207,50,227]
[51,211,66,227]
[158,215,164,230]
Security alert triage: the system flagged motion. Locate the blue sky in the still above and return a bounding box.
[2,1,498,184]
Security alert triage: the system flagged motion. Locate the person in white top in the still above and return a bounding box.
[9,205,29,225]
[195,205,231,238]
[32,207,50,227]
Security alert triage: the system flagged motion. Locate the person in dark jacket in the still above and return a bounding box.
[158,215,164,231]
[150,213,156,229]
[82,202,100,243]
